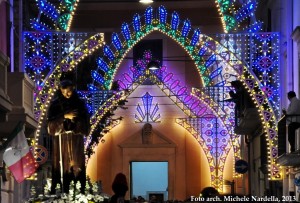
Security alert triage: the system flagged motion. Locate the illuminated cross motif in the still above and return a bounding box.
[135,92,161,123]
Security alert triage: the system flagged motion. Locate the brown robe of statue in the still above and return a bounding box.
[47,90,89,194]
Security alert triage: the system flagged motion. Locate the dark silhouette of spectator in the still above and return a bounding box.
[282,91,300,152]
[200,187,220,200]
[110,173,129,203]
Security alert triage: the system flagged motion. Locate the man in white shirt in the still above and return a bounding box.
[282,91,300,152]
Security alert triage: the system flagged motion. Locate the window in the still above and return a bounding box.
[130,161,168,201]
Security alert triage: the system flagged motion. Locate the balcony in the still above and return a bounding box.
[0,51,12,123]
[0,72,38,138]
[276,118,300,167]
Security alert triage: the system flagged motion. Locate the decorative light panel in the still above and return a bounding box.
[159,5,167,25]
[145,7,153,25]
[135,92,161,123]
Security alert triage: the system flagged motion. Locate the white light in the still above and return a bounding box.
[148,66,159,70]
[139,0,153,4]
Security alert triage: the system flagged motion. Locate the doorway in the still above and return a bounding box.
[130,161,168,201]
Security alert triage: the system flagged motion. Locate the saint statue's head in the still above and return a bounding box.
[59,71,75,99]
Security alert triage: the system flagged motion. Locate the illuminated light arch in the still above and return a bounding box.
[85,6,278,178]
[87,66,234,192]
[30,6,280,180]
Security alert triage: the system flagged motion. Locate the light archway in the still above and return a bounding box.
[29,6,280,182]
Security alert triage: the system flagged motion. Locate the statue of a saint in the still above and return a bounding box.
[47,71,90,194]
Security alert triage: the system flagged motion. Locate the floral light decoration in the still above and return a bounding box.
[135,92,161,123]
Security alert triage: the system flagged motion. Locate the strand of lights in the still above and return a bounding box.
[245,21,263,33]
[181,19,191,38]
[91,70,105,85]
[121,23,132,41]
[30,20,51,31]
[97,58,110,73]
[159,5,167,25]
[37,0,59,22]
[133,14,141,32]
[57,0,80,32]
[145,7,153,25]
[103,45,115,61]
[190,29,201,46]
[235,0,257,23]
[171,12,179,30]
[210,66,223,80]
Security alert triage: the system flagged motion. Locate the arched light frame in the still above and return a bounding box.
[89,6,279,179]
[32,6,280,180]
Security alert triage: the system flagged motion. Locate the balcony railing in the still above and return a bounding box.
[277,115,300,166]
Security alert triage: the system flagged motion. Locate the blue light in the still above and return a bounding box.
[235,0,257,22]
[91,70,105,85]
[112,33,122,50]
[145,7,153,25]
[121,23,131,41]
[181,19,191,38]
[198,47,207,57]
[171,12,179,30]
[133,14,141,32]
[103,45,115,61]
[97,58,109,73]
[247,21,263,33]
[88,84,99,91]
[210,67,223,79]
[190,28,201,46]
[159,5,167,24]
[205,54,216,67]
[31,20,48,31]
[37,0,59,21]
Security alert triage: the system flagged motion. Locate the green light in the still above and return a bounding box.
[218,0,231,13]
[224,15,236,31]
[58,13,71,30]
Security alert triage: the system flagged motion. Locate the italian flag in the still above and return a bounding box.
[3,124,38,183]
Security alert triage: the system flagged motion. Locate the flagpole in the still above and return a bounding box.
[59,133,64,193]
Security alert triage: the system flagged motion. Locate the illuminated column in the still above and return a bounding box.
[292,27,300,96]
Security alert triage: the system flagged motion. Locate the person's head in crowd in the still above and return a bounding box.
[287,91,296,101]
[200,187,219,199]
